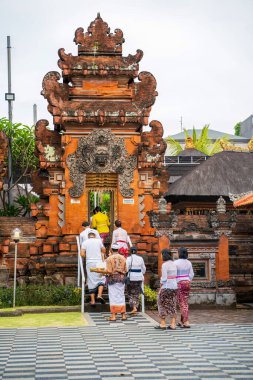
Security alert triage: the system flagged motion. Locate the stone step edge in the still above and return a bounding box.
[0,303,133,317]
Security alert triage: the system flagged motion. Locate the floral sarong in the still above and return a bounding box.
[127,281,142,308]
[158,288,177,318]
[177,280,191,323]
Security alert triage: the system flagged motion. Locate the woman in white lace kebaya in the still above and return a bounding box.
[155,249,178,330]
[175,247,194,328]
[111,220,132,258]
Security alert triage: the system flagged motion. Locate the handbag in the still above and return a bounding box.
[124,256,133,285]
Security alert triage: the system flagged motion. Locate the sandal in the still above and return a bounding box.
[181,324,191,328]
[177,322,183,327]
[108,317,116,322]
[97,297,106,304]
[121,316,128,321]
[167,325,176,330]
[154,325,166,330]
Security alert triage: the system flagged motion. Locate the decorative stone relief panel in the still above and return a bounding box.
[58,195,65,228]
[138,195,145,227]
[66,129,137,198]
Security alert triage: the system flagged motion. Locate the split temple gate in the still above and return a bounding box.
[30,14,169,285]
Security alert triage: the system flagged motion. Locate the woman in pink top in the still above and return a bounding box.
[175,247,194,328]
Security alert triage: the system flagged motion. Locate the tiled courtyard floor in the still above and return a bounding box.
[0,311,253,380]
[147,307,253,324]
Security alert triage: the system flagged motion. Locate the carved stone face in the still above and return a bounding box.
[95,153,109,167]
[96,135,108,145]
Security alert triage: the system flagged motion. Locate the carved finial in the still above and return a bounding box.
[74,16,124,56]
[248,137,253,151]
[185,136,195,149]
[216,196,226,214]
[220,138,249,152]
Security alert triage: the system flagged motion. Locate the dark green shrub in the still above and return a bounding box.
[0,285,82,308]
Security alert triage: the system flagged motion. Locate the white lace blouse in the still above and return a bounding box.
[175,259,194,283]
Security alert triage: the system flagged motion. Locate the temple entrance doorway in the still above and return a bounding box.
[86,173,117,231]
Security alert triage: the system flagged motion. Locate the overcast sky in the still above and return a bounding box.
[0,0,252,137]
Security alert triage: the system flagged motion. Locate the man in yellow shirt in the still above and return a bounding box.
[91,206,110,243]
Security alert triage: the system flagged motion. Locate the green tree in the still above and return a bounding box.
[234,122,241,136]
[166,125,229,156]
[0,117,38,213]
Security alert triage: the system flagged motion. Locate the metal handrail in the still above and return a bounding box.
[141,282,145,313]
[76,235,145,315]
[76,236,85,313]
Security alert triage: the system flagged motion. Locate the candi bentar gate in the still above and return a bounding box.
[2,14,237,306]
[31,14,169,284]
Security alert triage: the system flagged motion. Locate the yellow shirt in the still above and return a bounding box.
[91,212,110,234]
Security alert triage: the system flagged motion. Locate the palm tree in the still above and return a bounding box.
[166,125,230,156]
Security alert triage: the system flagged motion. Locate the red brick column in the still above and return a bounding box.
[158,234,170,277]
[216,233,230,281]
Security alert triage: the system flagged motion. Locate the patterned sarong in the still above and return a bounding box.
[177,280,191,323]
[158,288,177,318]
[127,281,142,308]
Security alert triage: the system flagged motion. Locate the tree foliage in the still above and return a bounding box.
[0,117,39,214]
[166,125,230,156]
[234,122,241,136]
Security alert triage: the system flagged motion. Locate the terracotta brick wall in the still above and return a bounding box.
[230,215,253,302]
[0,217,35,237]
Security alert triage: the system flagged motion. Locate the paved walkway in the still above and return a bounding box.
[147,308,253,324]
[0,312,253,380]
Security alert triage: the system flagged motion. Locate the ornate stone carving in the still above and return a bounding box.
[74,13,125,55]
[158,197,167,214]
[208,209,237,233]
[191,279,234,288]
[35,119,61,168]
[67,129,137,198]
[58,195,65,228]
[248,137,253,151]
[138,195,145,227]
[216,196,226,214]
[138,120,167,167]
[58,48,143,79]
[41,72,69,112]
[220,139,250,152]
[185,136,195,149]
[155,229,172,239]
[208,210,220,228]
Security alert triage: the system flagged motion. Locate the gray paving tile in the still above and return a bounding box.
[0,314,252,380]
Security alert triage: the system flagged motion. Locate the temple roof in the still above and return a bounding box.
[166,151,253,197]
[177,148,207,157]
[233,192,253,207]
